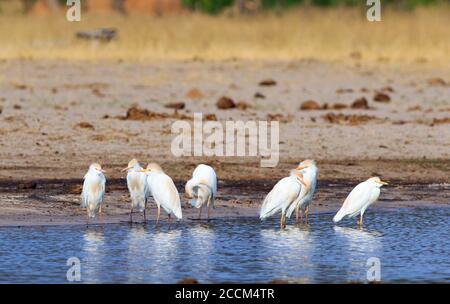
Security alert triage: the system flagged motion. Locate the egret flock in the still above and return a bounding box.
[81,159,387,228]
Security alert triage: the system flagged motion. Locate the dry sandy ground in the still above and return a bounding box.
[0,59,449,225]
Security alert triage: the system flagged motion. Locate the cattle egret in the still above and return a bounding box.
[260,166,307,229]
[122,159,148,222]
[141,163,182,225]
[333,177,388,227]
[286,159,318,224]
[81,163,106,224]
[185,164,217,220]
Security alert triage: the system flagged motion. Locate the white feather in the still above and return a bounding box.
[147,172,182,219]
[260,176,301,220]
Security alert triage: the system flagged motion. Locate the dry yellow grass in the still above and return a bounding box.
[0,6,449,65]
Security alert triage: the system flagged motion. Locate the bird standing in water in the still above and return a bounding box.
[81,163,106,224]
[286,160,318,224]
[260,165,308,229]
[333,177,388,227]
[185,164,217,221]
[122,159,148,222]
[141,163,182,225]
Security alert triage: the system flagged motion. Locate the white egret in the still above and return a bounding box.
[333,177,388,227]
[122,159,148,222]
[259,167,307,229]
[140,163,182,225]
[286,159,318,224]
[185,164,217,220]
[81,163,106,223]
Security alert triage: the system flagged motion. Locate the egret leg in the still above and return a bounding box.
[156,205,161,226]
[358,213,364,228]
[198,205,203,220]
[305,206,309,224]
[280,213,284,229]
[143,209,146,222]
[207,196,212,221]
[300,209,303,224]
[129,206,134,223]
[168,214,172,228]
[295,205,299,224]
[86,210,90,226]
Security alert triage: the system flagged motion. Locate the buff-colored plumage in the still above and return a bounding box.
[333,177,388,227]
[142,163,182,224]
[123,159,149,221]
[81,163,106,221]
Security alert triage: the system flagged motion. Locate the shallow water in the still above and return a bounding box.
[0,207,448,283]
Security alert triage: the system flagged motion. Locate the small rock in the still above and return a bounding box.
[74,122,95,130]
[13,104,22,110]
[164,102,185,110]
[373,92,391,103]
[186,88,204,99]
[351,97,369,109]
[427,78,447,86]
[17,181,37,190]
[332,103,348,110]
[300,100,321,110]
[258,79,277,86]
[204,114,217,121]
[336,88,353,94]
[236,101,251,110]
[216,96,236,109]
[253,92,265,99]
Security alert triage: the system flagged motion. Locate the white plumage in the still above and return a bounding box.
[81,163,106,221]
[333,177,388,227]
[122,159,149,221]
[286,160,318,223]
[260,175,302,221]
[185,164,217,220]
[143,163,182,224]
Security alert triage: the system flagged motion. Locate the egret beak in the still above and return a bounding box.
[379,180,389,185]
[138,169,148,173]
[121,166,132,172]
[100,169,106,173]
[296,165,306,171]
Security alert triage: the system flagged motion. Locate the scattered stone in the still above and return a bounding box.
[427,78,447,86]
[254,92,265,99]
[123,107,191,120]
[266,113,292,123]
[258,79,277,86]
[373,92,391,103]
[186,88,204,99]
[74,122,95,130]
[17,181,37,190]
[332,103,348,110]
[164,102,185,110]
[380,86,394,93]
[300,100,321,110]
[323,113,377,125]
[216,96,236,109]
[13,104,22,110]
[204,114,217,121]
[351,97,369,109]
[92,88,105,97]
[236,101,251,110]
[0,106,2,114]
[336,88,353,94]
[432,117,450,124]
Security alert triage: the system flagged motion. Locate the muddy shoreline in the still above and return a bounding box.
[0,165,448,227]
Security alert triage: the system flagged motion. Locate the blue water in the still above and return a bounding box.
[0,207,448,283]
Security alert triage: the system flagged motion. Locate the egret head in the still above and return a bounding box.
[140,163,163,174]
[90,163,105,174]
[369,176,388,187]
[121,158,140,172]
[296,159,316,171]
